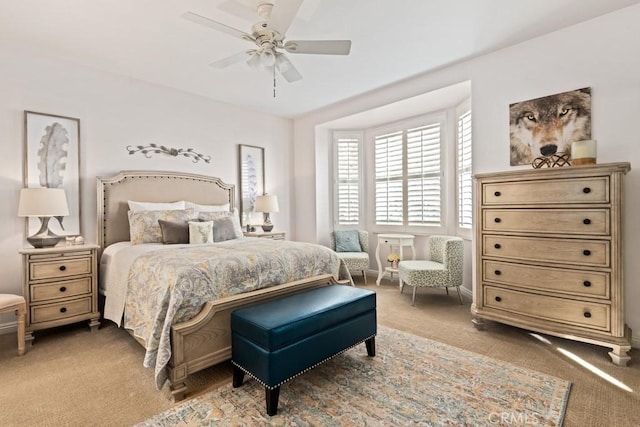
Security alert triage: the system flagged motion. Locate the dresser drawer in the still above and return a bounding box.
[483,260,609,298]
[30,297,92,324]
[483,235,609,267]
[483,209,609,235]
[484,286,610,331]
[29,257,92,281]
[30,277,92,302]
[483,177,608,205]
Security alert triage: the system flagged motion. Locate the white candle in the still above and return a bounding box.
[571,140,597,165]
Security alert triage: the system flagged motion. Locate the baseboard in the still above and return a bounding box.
[0,320,17,335]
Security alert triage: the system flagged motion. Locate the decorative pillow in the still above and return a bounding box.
[184,201,230,212]
[212,217,243,242]
[128,209,194,244]
[334,230,362,252]
[199,208,244,238]
[158,219,190,244]
[128,200,185,211]
[189,221,214,244]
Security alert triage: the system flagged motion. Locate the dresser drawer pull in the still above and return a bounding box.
[583,281,592,287]
[494,270,501,276]
[583,218,591,225]
[583,249,591,256]
[59,286,67,292]
[583,187,591,194]
[494,296,502,302]
[583,312,592,318]
[494,218,501,223]
[60,307,67,313]
[494,191,501,197]
[59,265,66,271]
[494,243,501,249]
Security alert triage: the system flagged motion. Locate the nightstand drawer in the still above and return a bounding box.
[29,257,92,281]
[30,277,92,302]
[30,297,92,324]
[484,286,610,331]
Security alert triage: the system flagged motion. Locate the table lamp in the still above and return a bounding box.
[18,188,69,248]
[254,194,279,232]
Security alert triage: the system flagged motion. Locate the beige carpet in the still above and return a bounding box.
[1,275,639,426]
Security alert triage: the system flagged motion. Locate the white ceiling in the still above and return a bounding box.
[2,0,639,118]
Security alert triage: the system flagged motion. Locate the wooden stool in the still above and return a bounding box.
[0,294,27,356]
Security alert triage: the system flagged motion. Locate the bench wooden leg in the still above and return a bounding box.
[266,386,280,416]
[365,336,375,357]
[232,366,245,388]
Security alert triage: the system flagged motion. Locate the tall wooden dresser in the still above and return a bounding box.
[472,162,631,365]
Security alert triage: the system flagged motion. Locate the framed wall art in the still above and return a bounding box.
[23,111,81,237]
[238,144,265,226]
[509,87,591,166]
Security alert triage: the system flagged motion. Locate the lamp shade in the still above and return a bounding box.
[18,188,69,217]
[255,194,279,213]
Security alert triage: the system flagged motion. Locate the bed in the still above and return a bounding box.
[97,170,346,400]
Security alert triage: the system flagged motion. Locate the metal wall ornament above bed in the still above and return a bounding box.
[125,144,211,163]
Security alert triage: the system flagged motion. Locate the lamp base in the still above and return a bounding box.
[27,235,64,248]
[261,224,274,232]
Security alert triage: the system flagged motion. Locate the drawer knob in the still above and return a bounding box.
[583,249,591,256]
[583,218,591,225]
[59,286,67,292]
[495,296,502,302]
[494,191,501,197]
[583,281,592,287]
[583,187,591,194]
[60,307,67,313]
[494,243,501,249]
[583,312,592,318]
[59,265,66,271]
[494,218,501,223]
[494,270,501,276]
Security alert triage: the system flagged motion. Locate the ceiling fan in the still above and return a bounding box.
[182,0,351,83]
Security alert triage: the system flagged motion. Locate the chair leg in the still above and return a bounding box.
[16,303,26,356]
[456,286,464,305]
[362,270,367,285]
[400,280,404,294]
[411,286,417,306]
[445,287,449,295]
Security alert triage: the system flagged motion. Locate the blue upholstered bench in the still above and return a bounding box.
[231,284,377,416]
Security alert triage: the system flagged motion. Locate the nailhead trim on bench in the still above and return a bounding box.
[232,333,376,390]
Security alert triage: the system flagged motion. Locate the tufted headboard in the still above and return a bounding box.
[96,170,235,250]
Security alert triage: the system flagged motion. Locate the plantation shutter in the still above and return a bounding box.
[335,134,361,225]
[457,110,473,229]
[406,123,441,225]
[375,131,403,225]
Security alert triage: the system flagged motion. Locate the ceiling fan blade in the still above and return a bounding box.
[275,53,303,82]
[284,40,351,55]
[209,51,254,68]
[267,0,304,39]
[182,11,255,42]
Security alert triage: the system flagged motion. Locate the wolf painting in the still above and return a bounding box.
[509,88,591,166]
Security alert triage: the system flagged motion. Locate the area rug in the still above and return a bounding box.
[137,326,570,426]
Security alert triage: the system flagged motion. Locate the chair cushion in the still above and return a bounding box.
[0,294,26,310]
[231,285,376,351]
[399,260,448,288]
[334,230,362,252]
[337,252,369,270]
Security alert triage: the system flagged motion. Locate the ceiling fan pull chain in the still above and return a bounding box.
[273,66,277,98]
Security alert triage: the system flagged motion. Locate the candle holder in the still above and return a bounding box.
[571,140,597,165]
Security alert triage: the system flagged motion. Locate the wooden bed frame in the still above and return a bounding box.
[97,170,336,400]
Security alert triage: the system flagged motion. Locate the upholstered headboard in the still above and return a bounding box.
[97,170,235,250]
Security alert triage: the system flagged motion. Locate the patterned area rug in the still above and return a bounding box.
[138,326,570,426]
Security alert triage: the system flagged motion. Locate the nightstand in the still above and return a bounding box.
[19,244,100,347]
[243,231,286,240]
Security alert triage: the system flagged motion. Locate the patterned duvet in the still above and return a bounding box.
[117,238,347,389]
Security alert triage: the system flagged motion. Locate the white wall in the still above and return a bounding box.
[0,47,292,328]
[293,4,640,346]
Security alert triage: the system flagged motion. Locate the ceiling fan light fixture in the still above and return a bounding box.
[259,50,276,67]
[246,52,261,68]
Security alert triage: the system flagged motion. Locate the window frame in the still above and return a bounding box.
[455,99,473,240]
[332,130,364,228]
